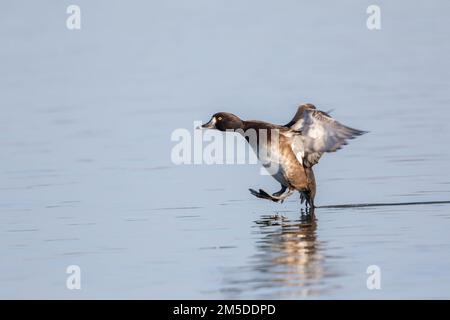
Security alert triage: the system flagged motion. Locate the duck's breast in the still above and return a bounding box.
[245,128,306,188]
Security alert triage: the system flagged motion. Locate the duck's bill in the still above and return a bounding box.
[199,117,216,129]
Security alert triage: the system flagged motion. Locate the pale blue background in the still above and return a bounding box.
[1,0,450,298]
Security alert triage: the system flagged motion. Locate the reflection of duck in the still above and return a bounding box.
[253,210,326,296]
[219,210,341,298]
[259,213,319,269]
[200,104,366,208]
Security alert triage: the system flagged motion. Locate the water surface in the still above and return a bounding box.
[1,1,450,299]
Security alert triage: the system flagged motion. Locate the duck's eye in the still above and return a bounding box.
[217,117,222,121]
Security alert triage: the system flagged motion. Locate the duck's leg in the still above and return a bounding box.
[300,192,306,205]
[272,185,287,197]
[300,190,315,209]
[272,188,294,202]
[249,187,294,203]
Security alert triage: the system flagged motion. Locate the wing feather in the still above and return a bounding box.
[286,104,367,167]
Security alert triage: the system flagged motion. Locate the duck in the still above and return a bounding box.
[200,103,367,208]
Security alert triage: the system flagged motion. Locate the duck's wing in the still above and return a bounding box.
[285,104,367,167]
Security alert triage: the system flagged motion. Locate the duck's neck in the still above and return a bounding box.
[241,120,252,131]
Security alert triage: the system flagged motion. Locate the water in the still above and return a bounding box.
[1,1,450,299]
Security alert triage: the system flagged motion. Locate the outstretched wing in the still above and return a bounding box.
[286,104,367,167]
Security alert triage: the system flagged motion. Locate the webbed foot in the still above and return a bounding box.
[249,188,280,202]
[249,188,294,203]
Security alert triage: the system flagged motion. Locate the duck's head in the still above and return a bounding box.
[200,112,244,131]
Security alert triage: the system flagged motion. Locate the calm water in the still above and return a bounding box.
[1,1,450,299]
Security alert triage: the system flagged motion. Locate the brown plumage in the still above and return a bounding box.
[200,103,367,208]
